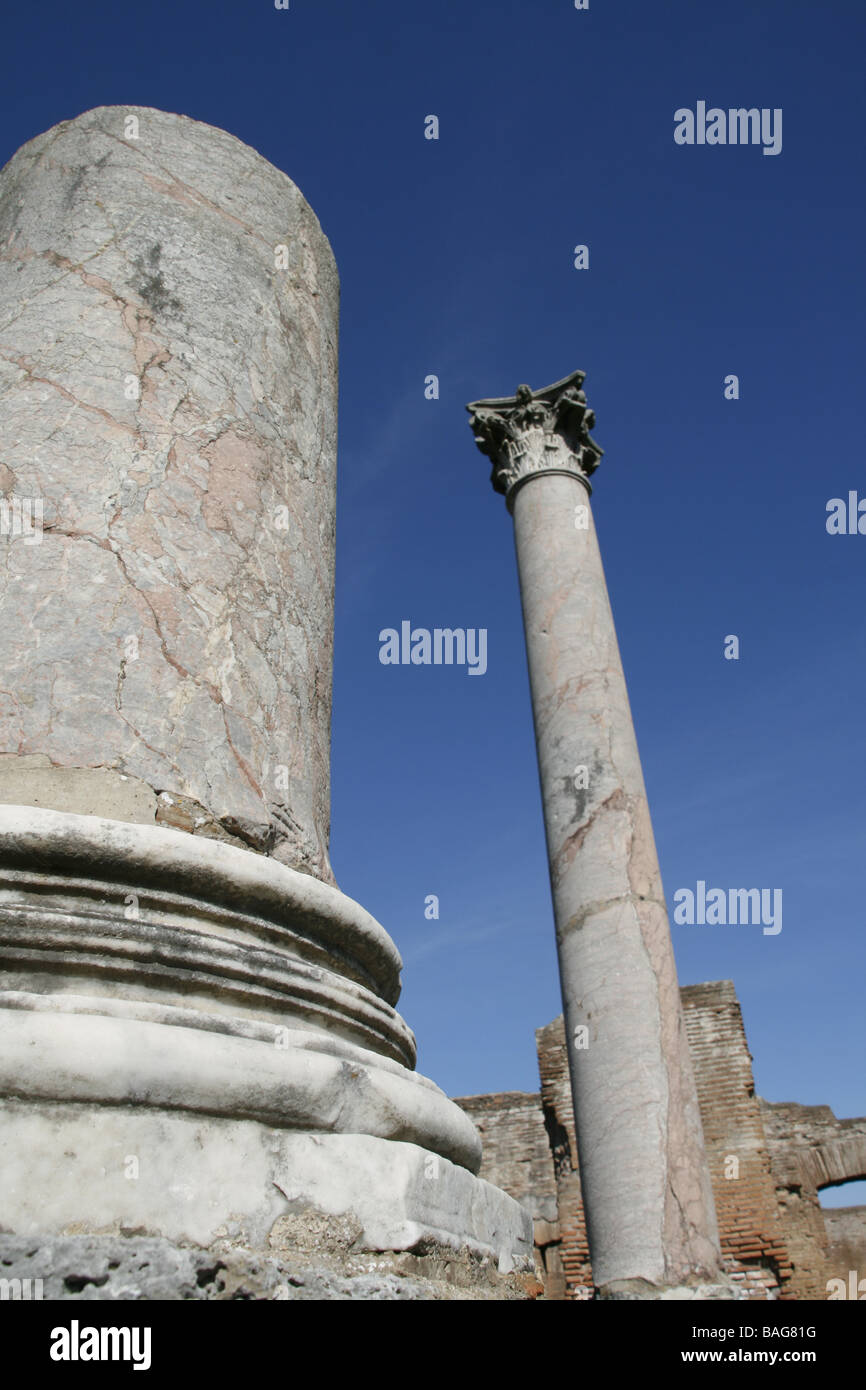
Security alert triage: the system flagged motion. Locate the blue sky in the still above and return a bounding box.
[3,0,863,1204]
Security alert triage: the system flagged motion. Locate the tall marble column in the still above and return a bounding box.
[467,373,726,1296]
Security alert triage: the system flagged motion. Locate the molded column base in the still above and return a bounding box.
[0,1103,533,1275]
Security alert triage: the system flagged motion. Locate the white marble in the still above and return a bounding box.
[0,1106,532,1271]
[0,805,482,1170]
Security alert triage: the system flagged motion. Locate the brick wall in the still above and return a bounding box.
[454,1091,557,1222]
[534,1017,593,1297]
[455,983,864,1300]
[761,1101,866,1299]
[823,1208,866,1294]
[680,982,792,1298]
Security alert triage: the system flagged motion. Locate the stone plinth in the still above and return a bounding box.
[0,807,531,1273]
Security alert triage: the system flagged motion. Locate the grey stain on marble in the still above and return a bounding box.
[131,242,182,316]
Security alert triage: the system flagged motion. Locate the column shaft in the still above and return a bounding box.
[0,106,338,881]
[512,471,720,1290]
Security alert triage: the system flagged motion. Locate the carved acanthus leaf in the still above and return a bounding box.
[466,370,603,502]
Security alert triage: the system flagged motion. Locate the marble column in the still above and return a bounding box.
[0,104,338,882]
[467,373,726,1296]
[0,110,533,1286]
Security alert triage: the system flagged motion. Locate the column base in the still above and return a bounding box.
[596,1278,746,1300]
[0,806,532,1287]
[0,1102,533,1277]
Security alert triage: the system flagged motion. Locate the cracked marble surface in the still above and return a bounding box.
[511,468,722,1289]
[0,106,339,881]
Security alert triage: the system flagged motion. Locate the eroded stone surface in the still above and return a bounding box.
[0,1104,533,1267]
[0,1228,538,1301]
[0,106,339,881]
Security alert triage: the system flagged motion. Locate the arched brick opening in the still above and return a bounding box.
[800,1136,866,1192]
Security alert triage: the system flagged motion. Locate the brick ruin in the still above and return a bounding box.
[456,980,866,1300]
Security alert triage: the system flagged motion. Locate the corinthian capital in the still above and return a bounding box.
[466,370,603,505]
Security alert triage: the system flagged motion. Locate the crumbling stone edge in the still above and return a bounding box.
[0,1217,543,1303]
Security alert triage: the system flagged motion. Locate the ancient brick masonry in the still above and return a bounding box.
[680,982,792,1298]
[761,1100,866,1299]
[457,980,866,1300]
[536,989,795,1301]
[533,1018,593,1297]
[823,1208,866,1286]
